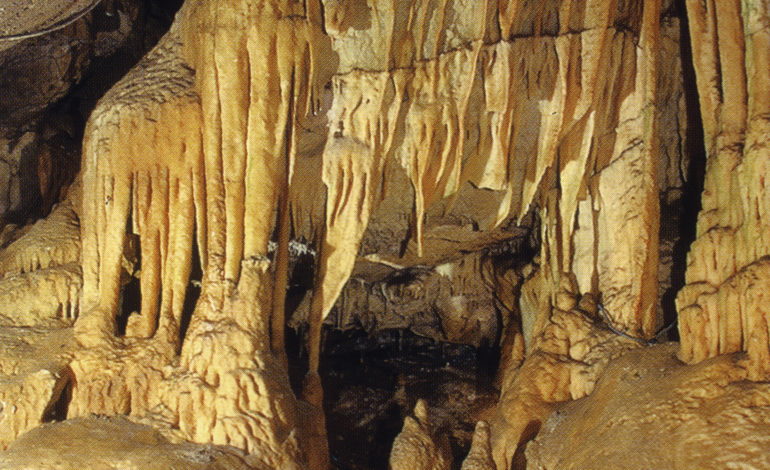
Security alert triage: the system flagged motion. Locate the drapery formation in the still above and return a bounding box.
[78,0,327,349]
[677,0,770,380]
[308,0,667,383]
[73,1,329,465]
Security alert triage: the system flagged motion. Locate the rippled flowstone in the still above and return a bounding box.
[0,415,254,470]
[526,344,770,470]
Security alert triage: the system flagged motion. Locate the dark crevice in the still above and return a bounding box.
[42,366,74,423]
[145,0,185,27]
[179,230,203,349]
[68,0,185,122]
[511,420,542,470]
[285,248,316,322]
[281,244,316,365]
[117,269,142,337]
[660,0,707,341]
[117,228,141,337]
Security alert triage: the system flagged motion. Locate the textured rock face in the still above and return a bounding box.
[389,400,452,470]
[0,0,145,132]
[526,344,770,470]
[0,327,74,449]
[0,0,768,469]
[0,12,93,133]
[0,416,255,470]
[676,0,770,380]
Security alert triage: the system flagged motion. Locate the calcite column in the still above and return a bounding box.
[677,0,770,380]
[71,1,331,467]
[489,0,665,467]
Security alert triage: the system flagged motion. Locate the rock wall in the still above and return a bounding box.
[676,0,770,380]
[0,0,149,223]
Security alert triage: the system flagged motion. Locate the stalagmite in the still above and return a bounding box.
[461,421,496,470]
[389,399,452,470]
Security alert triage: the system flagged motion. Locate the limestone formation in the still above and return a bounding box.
[526,344,770,470]
[676,0,770,380]
[0,199,81,327]
[0,0,768,469]
[0,327,74,449]
[0,415,255,470]
[389,399,452,470]
[461,421,496,470]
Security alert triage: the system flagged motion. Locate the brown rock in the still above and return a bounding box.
[0,415,254,470]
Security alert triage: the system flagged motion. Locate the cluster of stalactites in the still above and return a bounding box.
[77,0,668,375]
[0,200,82,327]
[77,0,328,354]
[309,0,664,366]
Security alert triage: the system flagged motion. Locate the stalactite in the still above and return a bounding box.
[270,84,296,356]
[488,1,664,467]
[305,0,490,381]
[304,8,403,374]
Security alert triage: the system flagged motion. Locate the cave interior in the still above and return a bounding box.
[0,0,768,469]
